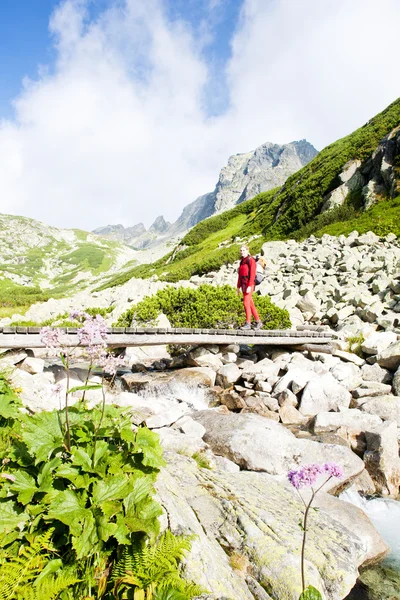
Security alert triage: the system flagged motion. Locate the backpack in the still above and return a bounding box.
[244,255,265,286]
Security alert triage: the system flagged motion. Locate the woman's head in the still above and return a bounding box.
[240,244,250,258]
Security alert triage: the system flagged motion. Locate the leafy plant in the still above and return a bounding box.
[115,284,291,330]
[346,333,365,357]
[112,531,205,599]
[0,528,79,600]
[0,402,165,597]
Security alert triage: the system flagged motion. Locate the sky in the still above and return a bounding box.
[0,0,399,231]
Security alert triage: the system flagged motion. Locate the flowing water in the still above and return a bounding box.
[341,487,400,570]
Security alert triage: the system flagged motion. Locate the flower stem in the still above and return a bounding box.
[64,353,71,452]
[301,490,315,593]
[91,376,106,469]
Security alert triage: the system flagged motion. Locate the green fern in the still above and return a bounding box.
[0,529,78,600]
[112,531,205,599]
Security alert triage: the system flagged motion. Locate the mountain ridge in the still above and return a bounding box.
[93,138,318,247]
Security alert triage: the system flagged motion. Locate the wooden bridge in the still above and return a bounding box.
[0,325,336,351]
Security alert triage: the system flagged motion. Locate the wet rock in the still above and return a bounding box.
[364,421,400,497]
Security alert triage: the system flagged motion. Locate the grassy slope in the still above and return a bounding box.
[99,97,400,289]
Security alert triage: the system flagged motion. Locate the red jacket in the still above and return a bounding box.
[237,256,256,292]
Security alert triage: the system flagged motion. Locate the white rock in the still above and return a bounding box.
[20,357,45,375]
[330,362,363,391]
[215,363,242,388]
[300,373,351,416]
[174,415,206,439]
[146,404,190,429]
[313,410,382,433]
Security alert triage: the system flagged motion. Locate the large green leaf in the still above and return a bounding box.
[123,478,154,514]
[71,447,92,472]
[92,476,130,505]
[96,514,117,542]
[0,501,28,533]
[299,585,323,600]
[10,470,38,504]
[37,457,61,493]
[47,490,91,536]
[22,412,64,463]
[72,513,98,559]
[113,514,131,545]
[135,428,165,469]
[92,440,109,469]
[55,464,93,490]
[0,394,19,419]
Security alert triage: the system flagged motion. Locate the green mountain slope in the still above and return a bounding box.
[98,97,400,288]
[0,214,138,315]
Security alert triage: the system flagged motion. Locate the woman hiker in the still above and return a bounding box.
[237,244,263,330]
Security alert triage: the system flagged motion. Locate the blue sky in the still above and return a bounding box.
[0,0,242,120]
[0,0,398,230]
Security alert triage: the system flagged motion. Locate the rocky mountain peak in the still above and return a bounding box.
[149,215,171,234]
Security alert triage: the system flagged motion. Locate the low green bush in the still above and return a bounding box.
[116,284,291,330]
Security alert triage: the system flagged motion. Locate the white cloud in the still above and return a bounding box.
[0,0,399,230]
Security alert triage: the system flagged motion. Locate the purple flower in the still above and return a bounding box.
[323,463,344,478]
[69,310,87,322]
[288,464,324,488]
[98,353,120,376]
[40,327,61,349]
[78,314,108,352]
[51,383,63,396]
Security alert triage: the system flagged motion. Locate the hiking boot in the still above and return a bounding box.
[240,322,252,330]
[253,320,263,330]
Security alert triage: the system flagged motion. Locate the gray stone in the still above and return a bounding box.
[153,428,207,455]
[279,404,308,425]
[193,411,364,493]
[330,362,363,391]
[358,395,400,423]
[361,363,392,384]
[213,455,240,473]
[174,415,206,439]
[156,453,383,600]
[20,357,45,375]
[219,389,247,410]
[364,421,400,497]
[313,410,382,434]
[278,388,298,408]
[146,404,190,429]
[274,368,317,395]
[221,352,238,364]
[361,331,397,355]
[187,347,224,371]
[300,373,352,417]
[392,366,400,396]
[376,341,400,370]
[215,363,242,388]
[352,382,392,398]
[333,349,365,366]
[241,357,280,383]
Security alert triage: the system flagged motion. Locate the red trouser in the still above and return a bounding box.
[243,289,260,323]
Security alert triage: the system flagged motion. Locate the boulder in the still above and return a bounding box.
[330,362,363,391]
[278,388,298,408]
[153,427,207,455]
[299,373,351,417]
[313,410,383,434]
[215,363,242,388]
[156,453,385,600]
[279,404,308,425]
[391,366,400,396]
[376,341,400,370]
[357,395,400,423]
[333,350,365,367]
[20,357,45,375]
[361,363,392,384]
[296,291,321,315]
[364,421,400,497]
[187,347,223,370]
[146,404,190,429]
[274,368,317,395]
[361,332,397,355]
[241,357,280,383]
[352,382,392,398]
[192,411,364,493]
[219,390,247,410]
[173,415,206,439]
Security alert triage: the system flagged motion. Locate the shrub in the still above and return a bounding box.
[116,284,291,330]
